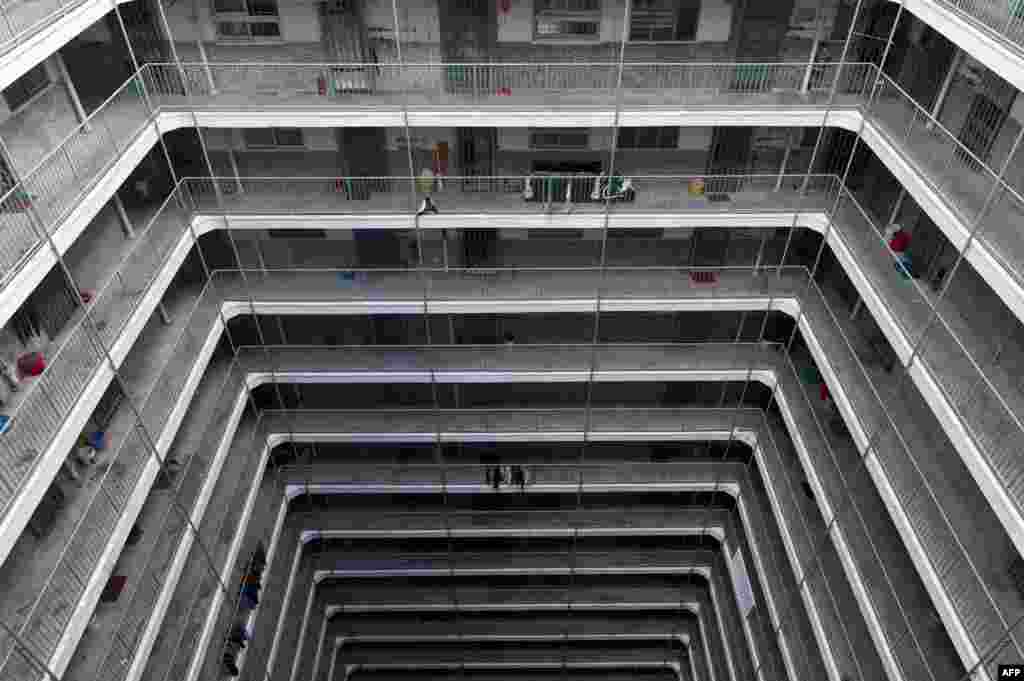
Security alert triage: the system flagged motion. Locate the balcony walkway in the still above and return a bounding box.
[0,256,1001,681]
[96,400,810,681]
[307,577,724,681]
[1,72,1022,584]
[271,503,757,681]
[6,163,1022,602]
[115,329,943,681]
[262,538,732,681]
[4,60,1022,326]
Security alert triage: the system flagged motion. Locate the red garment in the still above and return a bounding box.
[17,352,45,378]
[819,383,830,402]
[888,229,911,253]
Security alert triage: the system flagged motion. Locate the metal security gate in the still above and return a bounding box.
[318,0,375,94]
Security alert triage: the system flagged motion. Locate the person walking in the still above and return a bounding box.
[491,464,503,491]
[512,465,526,492]
[416,168,440,216]
[417,195,440,216]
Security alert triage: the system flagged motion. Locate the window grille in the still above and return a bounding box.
[529,129,590,149]
[629,0,700,41]
[617,126,680,149]
[214,0,281,40]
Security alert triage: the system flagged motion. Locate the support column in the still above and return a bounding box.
[228,148,244,194]
[112,193,135,238]
[194,37,218,95]
[774,141,792,192]
[53,53,90,132]
[927,48,962,130]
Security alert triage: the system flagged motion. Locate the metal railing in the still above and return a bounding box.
[1,184,1024,680]
[2,58,1020,310]
[865,71,1024,289]
[69,344,920,681]
[0,60,1022,681]
[1,177,1024,681]
[0,184,193,559]
[0,0,90,60]
[933,0,1024,54]
[189,413,839,681]
[139,60,876,107]
[0,73,151,294]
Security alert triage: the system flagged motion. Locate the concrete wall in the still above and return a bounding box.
[166,0,325,61]
[497,0,534,43]
[164,0,741,63]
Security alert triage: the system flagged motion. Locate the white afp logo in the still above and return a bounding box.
[1000,665,1024,677]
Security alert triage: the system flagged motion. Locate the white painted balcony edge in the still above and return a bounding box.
[111,347,905,681]
[175,412,774,681]
[0,0,128,91]
[322,630,702,681]
[0,0,1022,117]
[315,604,707,681]
[3,107,1019,573]
[317,575,724,681]
[325,650,695,681]
[9,218,983,681]
[277,528,746,681]
[6,99,1019,334]
[12,187,1024,647]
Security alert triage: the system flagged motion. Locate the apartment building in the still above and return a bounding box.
[0,0,1021,680]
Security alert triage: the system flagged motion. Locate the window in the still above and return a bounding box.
[617,126,680,149]
[529,129,590,149]
[268,229,326,238]
[534,0,600,39]
[536,0,599,10]
[214,0,280,40]
[243,128,305,149]
[3,64,50,112]
[629,0,701,41]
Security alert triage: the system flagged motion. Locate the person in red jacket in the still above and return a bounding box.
[885,223,913,277]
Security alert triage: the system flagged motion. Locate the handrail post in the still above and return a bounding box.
[801,36,821,95]
[113,192,135,238]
